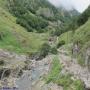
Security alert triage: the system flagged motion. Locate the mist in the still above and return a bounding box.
[48,0,90,13]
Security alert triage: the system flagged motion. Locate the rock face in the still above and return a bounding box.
[0,49,26,59]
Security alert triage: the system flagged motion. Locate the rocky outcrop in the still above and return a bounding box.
[0,49,30,88]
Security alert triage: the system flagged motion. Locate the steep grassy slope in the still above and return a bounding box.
[59,31,73,44]
[59,19,90,65]
[59,18,90,45]
[73,19,90,46]
[0,6,49,53]
[73,19,90,65]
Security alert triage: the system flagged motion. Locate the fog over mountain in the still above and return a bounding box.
[48,0,90,13]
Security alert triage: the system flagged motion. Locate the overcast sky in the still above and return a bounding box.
[48,0,90,13]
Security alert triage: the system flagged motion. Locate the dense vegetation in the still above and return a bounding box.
[16,14,48,32]
[7,0,79,34]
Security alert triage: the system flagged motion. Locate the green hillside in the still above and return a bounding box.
[73,19,90,65]
[0,5,49,53]
[59,18,90,65]
[6,0,78,34]
[0,0,79,54]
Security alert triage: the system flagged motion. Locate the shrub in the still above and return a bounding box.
[53,28,62,36]
[57,40,65,48]
[39,43,51,58]
[50,47,58,54]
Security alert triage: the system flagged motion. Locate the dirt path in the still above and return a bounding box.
[58,49,90,89]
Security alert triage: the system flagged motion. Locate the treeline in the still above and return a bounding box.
[16,14,48,32]
[7,0,49,32]
[7,0,79,34]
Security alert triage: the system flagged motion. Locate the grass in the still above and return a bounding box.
[58,19,90,66]
[46,56,62,83]
[73,19,90,46]
[45,56,84,90]
[73,19,90,65]
[0,5,49,54]
[59,31,73,44]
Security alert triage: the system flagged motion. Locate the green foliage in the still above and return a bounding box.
[39,43,51,58]
[7,0,49,32]
[39,43,58,58]
[50,47,58,54]
[16,18,33,32]
[73,80,84,90]
[74,19,90,49]
[7,0,79,33]
[57,40,65,48]
[77,6,90,26]
[45,56,84,90]
[53,28,63,36]
[55,74,72,88]
[0,6,49,53]
[46,56,62,83]
[59,31,74,44]
[16,13,48,32]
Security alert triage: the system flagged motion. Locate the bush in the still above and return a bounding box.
[16,18,33,32]
[46,56,62,83]
[50,47,58,54]
[39,43,51,58]
[57,40,65,48]
[53,28,62,36]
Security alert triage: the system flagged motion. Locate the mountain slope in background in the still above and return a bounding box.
[0,0,79,53]
[0,0,49,53]
[6,0,79,33]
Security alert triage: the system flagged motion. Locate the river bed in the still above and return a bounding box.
[16,55,52,90]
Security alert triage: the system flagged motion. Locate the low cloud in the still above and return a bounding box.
[48,0,90,12]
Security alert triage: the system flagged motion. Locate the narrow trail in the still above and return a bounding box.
[58,49,90,89]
